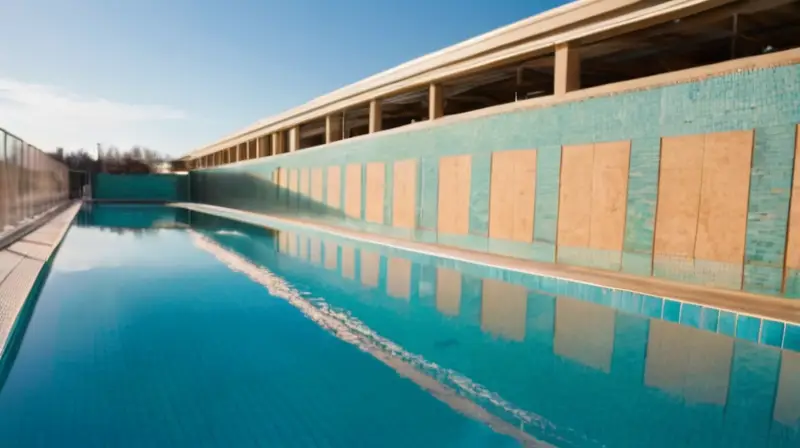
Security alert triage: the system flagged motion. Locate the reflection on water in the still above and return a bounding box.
[186,210,800,448]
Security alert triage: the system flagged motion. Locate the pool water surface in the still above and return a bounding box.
[0,204,797,447]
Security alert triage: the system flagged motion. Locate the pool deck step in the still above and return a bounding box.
[173,202,800,325]
[0,202,82,356]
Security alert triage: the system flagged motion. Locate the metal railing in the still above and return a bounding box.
[0,128,69,237]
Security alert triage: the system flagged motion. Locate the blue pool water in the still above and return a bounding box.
[0,205,798,447]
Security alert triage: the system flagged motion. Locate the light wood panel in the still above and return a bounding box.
[393,159,417,229]
[327,166,341,209]
[481,279,527,341]
[554,297,615,373]
[341,246,355,280]
[309,238,321,264]
[436,268,461,316]
[297,237,308,260]
[785,126,800,270]
[589,141,630,250]
[360,250,380,287]
[289,169,298,193]
[654,135,705,257]
[437,155,471,235]
[558,144,594,247]
[774,351,800,427]
[694,130,753,263]
[645,320,733,405]
[299,168,310,200]
[365,162,385,224]
[489,151,516,240]
[386,257,411,299]
[345,164,362,219]
[324,242,338,270]
[490,150,538,241]
[311,168,323,203]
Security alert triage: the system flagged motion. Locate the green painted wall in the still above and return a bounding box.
[190,61,800,298]
[94,173,189,202]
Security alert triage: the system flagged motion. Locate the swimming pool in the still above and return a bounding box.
[0,204,797,447]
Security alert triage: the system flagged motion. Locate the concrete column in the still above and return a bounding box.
[271,132,284,155]
[369,99,382,133]
[289,126,300,152]
[429,83,444,120]
[325,113,342,144]
[555,42,580,96]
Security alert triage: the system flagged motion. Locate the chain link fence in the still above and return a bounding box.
[0,128,69,237]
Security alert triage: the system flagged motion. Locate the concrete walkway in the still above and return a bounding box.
[174,202,800,325]
[0,203,81,355]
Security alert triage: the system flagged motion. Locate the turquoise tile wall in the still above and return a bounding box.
[743,125,798,294]
[621,137,661,276]
[532,146,560,263]
[192,61,800,299]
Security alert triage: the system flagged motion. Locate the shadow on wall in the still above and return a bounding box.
[93,173,189,202]
[188,59,800,299]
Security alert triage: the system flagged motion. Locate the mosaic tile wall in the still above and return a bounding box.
[191,61,800,299]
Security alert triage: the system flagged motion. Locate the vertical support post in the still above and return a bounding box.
[429,83,444,120]
[289,126,300,152]
[326,113,342,144]
[271,132,284,156]
[369,99,382,133]
[555,42,580,96]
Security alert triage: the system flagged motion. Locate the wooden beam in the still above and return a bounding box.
[325,113,342,144]
[289,127,300,152]
[555,42,581,95]
[429,83,444,119]
[369,99,382,133]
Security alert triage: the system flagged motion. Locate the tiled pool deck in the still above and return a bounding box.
[0,203,81,355]
[174,202,800,352]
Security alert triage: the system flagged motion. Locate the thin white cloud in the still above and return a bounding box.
[0,77,186,152]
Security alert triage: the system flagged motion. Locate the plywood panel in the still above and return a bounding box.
[784,126,800,270]
[481,279,527,341]
[393,159,417,229]
[327,166,341,209]
[645,320,732,405]
[436,268,461,316]
[437,155,471,235]
[695,130,753,263]
[311,168,323,203]
[365,162,385,224]
[299,168,310,199]
[554,297,614,373]
[589,141,630,251]
[341,246,355,280]
[489,151,516,240]
[324,242,338,270]
[512,150,537,242]
[558,145,594,247]
[654,134,705,257]
[360,250,380,287]
[774,350,800,427]
[386,257,411,299]
[297,237,308,260]
[287,232,297,257]
[309,238,321,265]
[278,232,287,253]
[345,164,362,219]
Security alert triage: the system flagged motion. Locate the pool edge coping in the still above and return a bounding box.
[172,202,800,326]
[0,201,83,358]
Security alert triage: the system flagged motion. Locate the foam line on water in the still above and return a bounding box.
[190,230,601,448]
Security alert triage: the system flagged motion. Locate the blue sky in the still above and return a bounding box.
[0,0,567,157]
